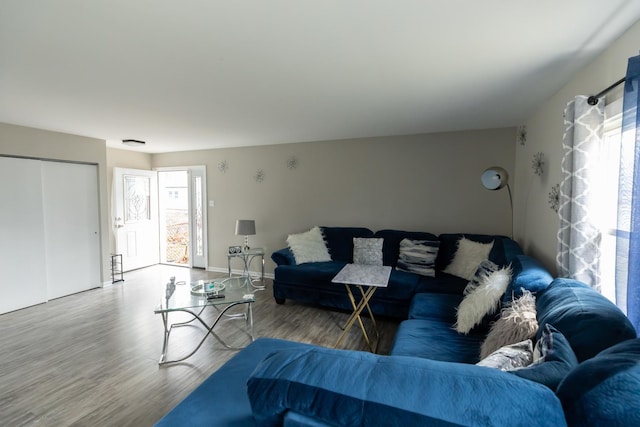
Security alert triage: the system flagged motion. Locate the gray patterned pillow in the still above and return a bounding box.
[476,339,534,371]
[353,238,383,265]
[396,239,440,277]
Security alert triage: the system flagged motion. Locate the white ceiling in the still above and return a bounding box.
[1,1,639,154]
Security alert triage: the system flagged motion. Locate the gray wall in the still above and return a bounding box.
[515,19,640,274]
[0,122,111,283]
[152,128,516,274]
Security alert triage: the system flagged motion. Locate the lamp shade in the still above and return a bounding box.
[235,220,256,236]
[481,167,508,190]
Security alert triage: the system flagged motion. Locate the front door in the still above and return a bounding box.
[113,167,159,271]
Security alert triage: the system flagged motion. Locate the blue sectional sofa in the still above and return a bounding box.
[271,227,548,319]
[155,228,639,426]
[155,278,639,426]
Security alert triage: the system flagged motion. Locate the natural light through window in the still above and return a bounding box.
[598,98,632,305]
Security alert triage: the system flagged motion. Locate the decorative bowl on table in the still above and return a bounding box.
[190,280,225,296]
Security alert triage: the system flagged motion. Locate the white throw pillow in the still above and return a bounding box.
[455,265,512,334]
[353,237,383,266]
[443,237,494,280]
[286,226,331,264]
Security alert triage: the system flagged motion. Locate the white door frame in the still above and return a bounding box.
[155,166,208,269]
[112,167,160,271]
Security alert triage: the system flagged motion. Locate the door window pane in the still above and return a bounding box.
[124,175,150,223]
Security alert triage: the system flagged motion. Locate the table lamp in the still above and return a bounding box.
[235,220,256,251]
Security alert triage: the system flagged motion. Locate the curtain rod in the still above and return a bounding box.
[587,77,626,105]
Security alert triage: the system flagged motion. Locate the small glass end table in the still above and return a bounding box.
[154,276,256,365]
[227,247,265,289]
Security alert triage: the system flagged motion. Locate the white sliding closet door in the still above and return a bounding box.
[0,157,48,314]
[41,161,101,299]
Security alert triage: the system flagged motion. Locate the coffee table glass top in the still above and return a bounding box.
[331,264,392,287]
[155,276,255,313]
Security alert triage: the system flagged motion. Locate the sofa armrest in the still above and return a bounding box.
[504,255,553,303]
[247,346,567,427]
[271,247,296,266]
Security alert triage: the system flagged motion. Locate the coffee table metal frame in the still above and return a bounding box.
[331,264,391,353]
[154,277,256,365]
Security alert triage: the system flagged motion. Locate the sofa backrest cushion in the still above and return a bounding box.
[556,338,640,426]
[320,227,373,262]
[436,234,520,272]
[504,254,553,303]
[247,346,567,427]
[374,229,438,267]
[536,278,637,362]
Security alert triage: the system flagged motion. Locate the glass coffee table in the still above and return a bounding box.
[154,276,256,365]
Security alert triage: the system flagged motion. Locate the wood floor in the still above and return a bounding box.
[0,265,399,426]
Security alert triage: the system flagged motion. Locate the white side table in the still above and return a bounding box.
[331,264,391,353]
[228,248,265,289]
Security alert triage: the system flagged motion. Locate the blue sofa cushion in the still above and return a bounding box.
[556,338,640,426]
[415,272,469,294]
[373,229,438,267]
[504,254,553,303]
[154,338,314,427]
[390,318,485,363]
[320,227,373,262]
[536,278,637,362]
[408,293,463,321]
[247,346,567,427]
[509,324,578,390]
[275,261,346,287]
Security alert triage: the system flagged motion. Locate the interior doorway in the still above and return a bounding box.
[157,167,207,269]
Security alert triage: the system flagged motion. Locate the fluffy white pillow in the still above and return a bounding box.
[353,238,383,266]
[455,265,512,334]
[480,290,538,359]
[286,226,331,264]
[443,237,494,280]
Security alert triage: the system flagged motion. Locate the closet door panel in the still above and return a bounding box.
[42,161,101,299]
[0,157,48,314]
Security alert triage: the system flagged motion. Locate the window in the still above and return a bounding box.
[597,98,627,303]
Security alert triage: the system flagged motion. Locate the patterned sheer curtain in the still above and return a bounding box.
[557,96,604,289]
[616,54,640,333]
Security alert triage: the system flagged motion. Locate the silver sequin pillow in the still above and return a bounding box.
[353,238,384,266]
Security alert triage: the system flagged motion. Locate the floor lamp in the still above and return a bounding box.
[481,167,513,238]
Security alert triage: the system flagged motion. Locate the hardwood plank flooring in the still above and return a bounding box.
[0,265,399,426]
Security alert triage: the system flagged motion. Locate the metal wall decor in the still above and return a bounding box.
[254,169,265,183]
[287,155,298,170]
[549,184,560,212]
[532,152,544,176]
[217,160,229,173]
[518,125,527,145]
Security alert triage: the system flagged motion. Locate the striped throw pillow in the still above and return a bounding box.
[396,239,440,277]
